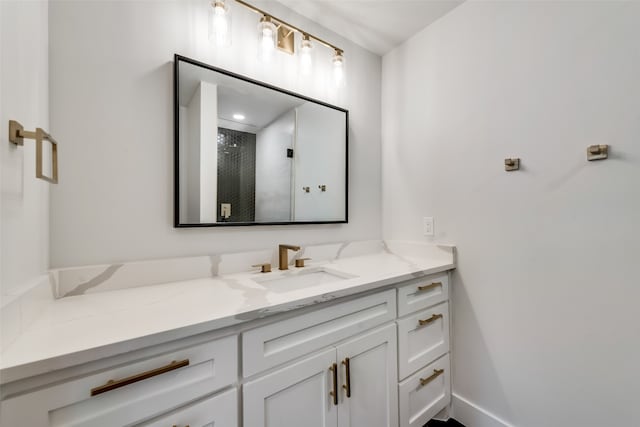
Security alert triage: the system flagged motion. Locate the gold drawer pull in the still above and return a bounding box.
[419,369,444,387]
[418,314,443,326]
[417,282,442,292]
[342,357,351,398]
[90,359,190,396]
[329,363,338,405]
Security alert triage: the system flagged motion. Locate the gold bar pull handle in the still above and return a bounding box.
[417,282,442,292]
[9,120,59,184]
[419,369,444,387]
[329,363,338,405]
[418,314,443,326]
[342,357,351,398]
[90,359,189,396]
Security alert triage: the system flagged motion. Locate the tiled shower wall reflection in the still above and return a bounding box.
[217,128,256,222]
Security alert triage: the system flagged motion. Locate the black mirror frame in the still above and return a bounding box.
[173,54,348,227]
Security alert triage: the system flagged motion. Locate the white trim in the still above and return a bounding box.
[452,393,515,427]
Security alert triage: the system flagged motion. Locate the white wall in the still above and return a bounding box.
[382,2,640,426]
[185,88,201,223]
[294,102,346,221]
[0,0,49,296]
[198,81,218,223]
[255,110,294,222]
[49,0,381,267]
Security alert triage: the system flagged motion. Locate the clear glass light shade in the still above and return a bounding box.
[299,35,313,75]
[209,0,231,47]
[332,50,345,87]
[258,16,277,61]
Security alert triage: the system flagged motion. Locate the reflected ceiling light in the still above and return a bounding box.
[233,113,245,120]
[209,0,231,47]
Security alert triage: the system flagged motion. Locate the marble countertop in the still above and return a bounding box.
[0,241,455,384]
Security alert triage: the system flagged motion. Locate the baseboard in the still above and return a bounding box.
[452,394,515,427]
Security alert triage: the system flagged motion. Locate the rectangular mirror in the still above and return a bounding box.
[174,55,348,227]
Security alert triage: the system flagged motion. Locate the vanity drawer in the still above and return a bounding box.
[0,335,237,427]
[399,354,451,427]
[397,302,449,380]
[141,388,238,427]
[397,273,448,317]
[243,289,396,377]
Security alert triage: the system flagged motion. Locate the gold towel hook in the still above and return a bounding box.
[8,120,58,184]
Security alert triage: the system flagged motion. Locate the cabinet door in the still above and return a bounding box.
[243,348,338,427]
[336,324,398,427]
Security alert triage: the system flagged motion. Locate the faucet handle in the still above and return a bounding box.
[294,258,311,268]
[252,263,272,273]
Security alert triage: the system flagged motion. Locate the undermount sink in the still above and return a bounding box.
[254,268,356,292]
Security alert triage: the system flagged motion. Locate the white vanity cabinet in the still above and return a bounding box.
[243,324,398,427]
[0,269,453,427]
[395,273,452,427]
[242,290,398,427]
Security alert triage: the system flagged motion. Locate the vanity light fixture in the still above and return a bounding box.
[232,113,245,120]
[221,0,345,82]
[257,14,277,61]
[299,34,313,75]
[209,0,231,46]
[332,49,345,87]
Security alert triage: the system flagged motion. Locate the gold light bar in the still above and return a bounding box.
[234,0,343,55]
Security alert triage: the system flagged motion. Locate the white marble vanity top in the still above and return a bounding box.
[0,240,455,384]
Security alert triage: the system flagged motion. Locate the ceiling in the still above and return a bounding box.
[179,60,303,131]
[273,0,465,55]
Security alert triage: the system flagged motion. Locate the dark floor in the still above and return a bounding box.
[425,419,466,427]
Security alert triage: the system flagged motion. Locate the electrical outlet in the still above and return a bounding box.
[423,217,434,236]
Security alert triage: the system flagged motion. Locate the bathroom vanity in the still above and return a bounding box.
[0,241,455,427]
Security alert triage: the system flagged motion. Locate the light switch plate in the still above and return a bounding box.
[423,217,434,236]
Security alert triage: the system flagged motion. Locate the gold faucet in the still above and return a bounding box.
[278,244,301,270]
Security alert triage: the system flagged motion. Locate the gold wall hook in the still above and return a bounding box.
[9,120,59,184]
[587,145,608,161]
[504,158,520,171]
